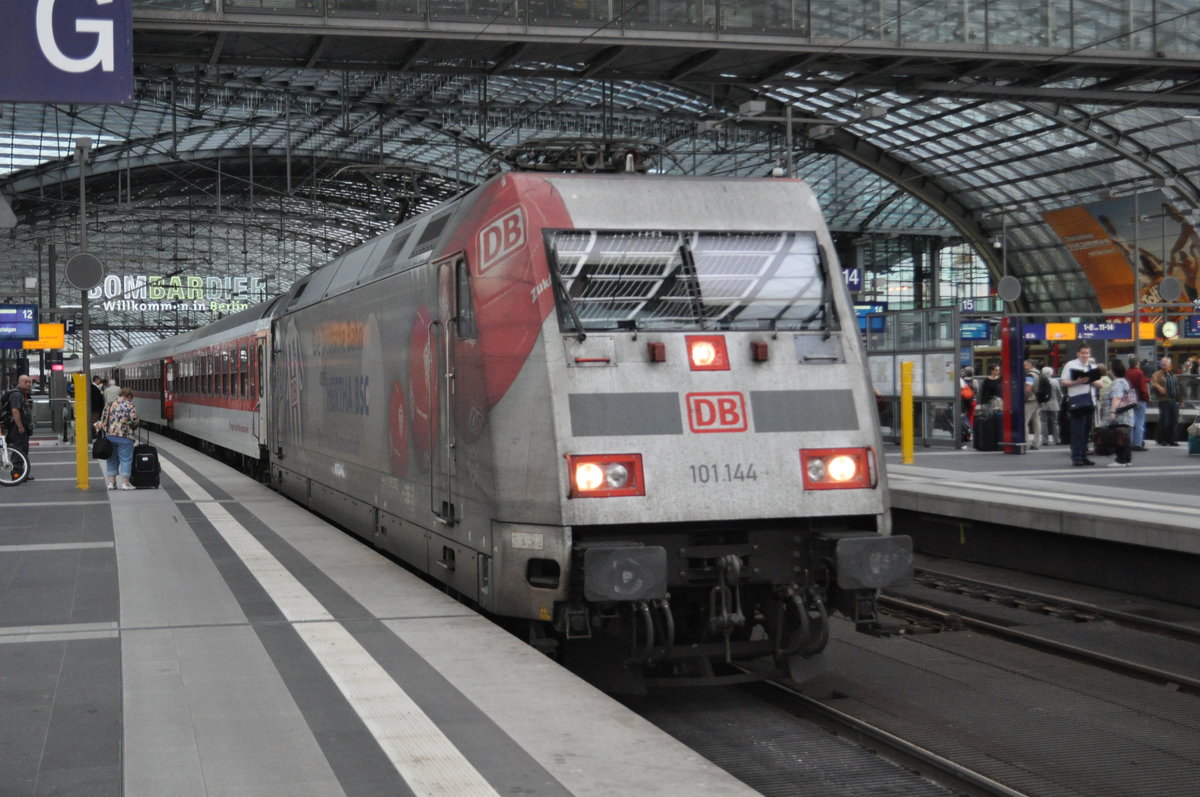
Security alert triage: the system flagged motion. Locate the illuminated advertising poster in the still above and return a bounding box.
[1042,190,1200,312]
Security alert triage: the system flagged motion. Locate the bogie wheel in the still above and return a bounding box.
[0,449,29,486]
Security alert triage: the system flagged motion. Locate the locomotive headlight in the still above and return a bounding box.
[575,462,606,492]
[604,463,629,488]
[685,335,730,371]
[567,454,645,498]
[800,448,876,490]
[691,340,717,366]
[827,455,857,482]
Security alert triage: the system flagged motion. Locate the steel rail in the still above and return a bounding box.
[911,567,1200,643]
[879,594,1200,694]
[749,677,1031,797]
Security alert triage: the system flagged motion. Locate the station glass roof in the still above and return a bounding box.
[2,2,1198,352]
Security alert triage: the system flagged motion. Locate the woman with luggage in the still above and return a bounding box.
[1099,360,1137,468]
[96,387,140,490]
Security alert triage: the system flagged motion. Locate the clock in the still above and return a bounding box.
[1161,320,1179,339]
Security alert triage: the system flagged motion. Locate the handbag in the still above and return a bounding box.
[92,436,113,460]
[1067,392,1094,413]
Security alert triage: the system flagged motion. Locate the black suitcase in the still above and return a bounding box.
[129,428,160,488]
[973,412,1000,452]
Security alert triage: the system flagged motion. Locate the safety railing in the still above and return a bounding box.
[132,0,1200,55]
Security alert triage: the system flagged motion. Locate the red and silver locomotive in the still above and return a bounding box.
[95,172,911,686]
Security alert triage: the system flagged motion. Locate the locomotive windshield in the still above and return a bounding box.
[547,230,833,332]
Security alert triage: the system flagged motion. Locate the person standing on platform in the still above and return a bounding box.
[1093,364,1111,428]
[1023,359,1041,449]
[102,378,121,406]
[1151,356,1182,446]
[958,367,976,449]
[4,374,34,482]
[89,376,104,440]
[977,365,1002,411]
[96,387,139,490]
[1101,359,1137,467]
[1061,343,1098,466]
[1125,355,1149,451]
[1040,366,1062,446]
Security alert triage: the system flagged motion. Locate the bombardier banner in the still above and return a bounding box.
[0,0,132,104]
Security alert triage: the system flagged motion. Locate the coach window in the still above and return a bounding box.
[239,346,249,399]
[455,258,476,339]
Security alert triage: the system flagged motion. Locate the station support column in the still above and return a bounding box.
[1000,317,1025,454]
[73,373,90,489]
[900,360,914,464]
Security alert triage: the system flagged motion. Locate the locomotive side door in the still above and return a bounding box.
[269,320,284,459]
[431,256,463,524]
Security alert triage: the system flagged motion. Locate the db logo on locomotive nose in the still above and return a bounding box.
[478,208,526,273]
[686,392,748,433]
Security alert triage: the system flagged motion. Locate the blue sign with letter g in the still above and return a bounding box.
[1,0,132,104]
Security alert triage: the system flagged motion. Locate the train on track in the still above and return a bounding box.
[93,172,912,688]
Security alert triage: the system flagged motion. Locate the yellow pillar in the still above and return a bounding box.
[73,373,90,489]
[900,360,914,465]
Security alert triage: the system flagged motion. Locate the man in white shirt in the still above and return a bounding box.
[1060,344,1097,466]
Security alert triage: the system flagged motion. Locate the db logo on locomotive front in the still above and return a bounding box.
[478,208,526,273]
[686,392,748,433]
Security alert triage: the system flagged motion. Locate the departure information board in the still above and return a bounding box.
[0,304,38,341]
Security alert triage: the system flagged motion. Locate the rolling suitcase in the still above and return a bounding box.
[973,411,999,452]
[129,427,161,489]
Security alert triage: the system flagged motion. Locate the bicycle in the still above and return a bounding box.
[0,434,29,486]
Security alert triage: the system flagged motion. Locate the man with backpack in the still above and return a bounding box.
[1023,359,1043,450]
[3,374,34,482]
[1039,366,1062,445]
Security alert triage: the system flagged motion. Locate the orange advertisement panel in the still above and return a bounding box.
[1041,206,1134,312]
[22,323,65,350]
[1042,190,1200,313]
[1043,322,1076,341]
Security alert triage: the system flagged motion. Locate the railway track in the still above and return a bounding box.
[880,567,1200,694]
[911,567,1200,642]
[743,677,1030,797]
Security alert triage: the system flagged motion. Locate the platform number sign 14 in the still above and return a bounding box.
[842,267,862,293]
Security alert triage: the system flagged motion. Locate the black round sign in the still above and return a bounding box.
[1158,276,1183,303]
[66,253,104,291]
[997,275,1022,303]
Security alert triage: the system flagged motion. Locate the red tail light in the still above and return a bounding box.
[800,448,876,490]
[567,454,645,498]
[686,335,729,371]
